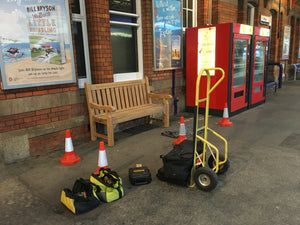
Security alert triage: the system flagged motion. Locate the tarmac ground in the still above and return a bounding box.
[1,81,300,225]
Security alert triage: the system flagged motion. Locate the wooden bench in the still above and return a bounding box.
[84,77,172,146]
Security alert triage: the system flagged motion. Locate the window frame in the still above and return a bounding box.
[109,0,143,82]
[72,0,92,88]
[247,3,255,26]
[182,0,197,30]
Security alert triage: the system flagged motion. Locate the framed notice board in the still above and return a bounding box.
[0,0,76,90]
[152,0,183,71]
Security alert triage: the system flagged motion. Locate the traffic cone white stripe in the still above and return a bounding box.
[223,106,229,119]
[98,149,108,168]
[65,137,74,153]
[179,123,186,135]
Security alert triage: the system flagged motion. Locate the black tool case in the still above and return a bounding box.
[129,166,152,186]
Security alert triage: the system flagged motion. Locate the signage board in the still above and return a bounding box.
[260,15,272,26]
[197,27,216,75]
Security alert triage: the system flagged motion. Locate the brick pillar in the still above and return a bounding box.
[270,10,278,62]
[141,0,154,78]
[85,0,113,84]
[237,0,247,24]
[197,0,211,26]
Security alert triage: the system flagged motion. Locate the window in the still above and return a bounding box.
[183,0,196,29]
[109,0,143,82]
[247,3,255,26]
[71,0,91,88]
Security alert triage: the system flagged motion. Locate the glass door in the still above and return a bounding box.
[251,37,268,104]
[231,34,251,112]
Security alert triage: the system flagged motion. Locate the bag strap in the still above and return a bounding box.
[116,186,123,199]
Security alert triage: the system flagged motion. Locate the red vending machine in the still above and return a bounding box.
[186,23,258,116]
[249,27,270,107]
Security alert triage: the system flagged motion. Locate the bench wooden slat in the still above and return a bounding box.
[93,104,164,124]
[131,85,137,107]
[106,88,112,107]
[101,89,108,106]
[119,86,125,109]
[115,87,122,110]
[123,86,130,109]
[110,87,117,109]
[140,84,146,105]
[128,85,134,107]
[96,89,103,114]
[84,77,171,146]
[135,84,141,106]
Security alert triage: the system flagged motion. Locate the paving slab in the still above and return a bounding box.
[1,81,300,225]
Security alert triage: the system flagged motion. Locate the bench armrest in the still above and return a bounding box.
[89,102,116,112]
[148,93,172,100]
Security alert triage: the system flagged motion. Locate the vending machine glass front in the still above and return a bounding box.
[231,34,251,112]
[251,39,267,104]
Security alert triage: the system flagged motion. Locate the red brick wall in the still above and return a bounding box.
[29,125,89,156]
[212,1,238,24]
[0,104,87,133]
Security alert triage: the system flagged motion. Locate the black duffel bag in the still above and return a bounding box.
[157,140,203,186]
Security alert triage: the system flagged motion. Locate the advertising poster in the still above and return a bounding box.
[153,0,182,71]
[282,25,291,60]
[197,27,216,75]
[0,0,75,90]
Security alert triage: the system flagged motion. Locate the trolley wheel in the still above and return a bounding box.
[194,167,218,192]
[208,154,230,175]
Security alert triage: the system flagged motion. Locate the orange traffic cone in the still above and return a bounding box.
[173,116,187,145]
[218,103,233,126]
[60,129,81,165]
[94,141,108,174]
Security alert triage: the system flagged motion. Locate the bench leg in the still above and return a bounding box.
[163,101,170,128]
[107,120,114,147]
[90,119,97,141]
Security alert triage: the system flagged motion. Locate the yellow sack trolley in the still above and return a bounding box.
[190,68,230,192]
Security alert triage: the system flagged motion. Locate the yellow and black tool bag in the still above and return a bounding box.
[90,168,124,203]
[61,178,100,214]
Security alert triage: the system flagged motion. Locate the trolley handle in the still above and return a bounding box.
[195,68,225,105]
